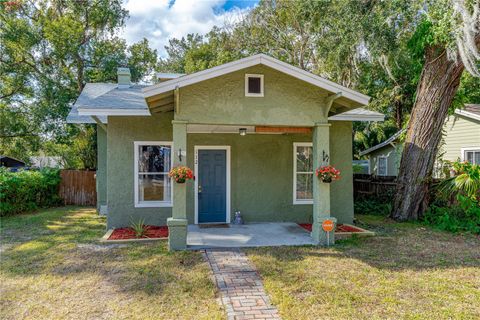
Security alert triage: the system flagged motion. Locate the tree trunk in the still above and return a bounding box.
[391,45,464,221]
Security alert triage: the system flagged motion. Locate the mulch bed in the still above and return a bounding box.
[298,223,364,233]
[108,225,168,240]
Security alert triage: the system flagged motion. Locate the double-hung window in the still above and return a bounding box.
[377,156,387,176]
[294,143,313,204]
[463,149,480,165]
[134,142,172,207]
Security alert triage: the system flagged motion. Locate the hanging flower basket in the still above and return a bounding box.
[316,165,341,183]
[168,166,194,183]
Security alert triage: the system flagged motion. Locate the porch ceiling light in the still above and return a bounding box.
[239,128,247,136]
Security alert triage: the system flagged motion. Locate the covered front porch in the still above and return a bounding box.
[187,222,316,249]
[167,121,336,250]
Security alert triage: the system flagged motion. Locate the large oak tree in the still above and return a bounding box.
[392,0,480,220]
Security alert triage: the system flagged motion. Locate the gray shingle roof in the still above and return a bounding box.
[66,103,107,124]
[75,83,148,110]
[454,104,480,122]
[66,83,148,123]
[464,104,480,116]
[328,108,384,121]
[359,129,405,156]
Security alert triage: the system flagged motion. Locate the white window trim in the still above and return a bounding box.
[245,74,264,97]
[293,142,314,205]
[461,147,480,164]
[134,141,173,208]
[194,146,231,224]
[377,156,388,176]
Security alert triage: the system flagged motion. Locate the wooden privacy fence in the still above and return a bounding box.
[59,170,96,206]
[353,174,397,198]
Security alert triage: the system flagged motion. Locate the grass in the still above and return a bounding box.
[246,215,480,320]
[0,207,223,320]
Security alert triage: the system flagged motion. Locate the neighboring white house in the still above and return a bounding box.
[359,104,480,176]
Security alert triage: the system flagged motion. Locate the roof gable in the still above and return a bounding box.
[359,129,405,156]
[455,104,480,122]
[143,54,370,107]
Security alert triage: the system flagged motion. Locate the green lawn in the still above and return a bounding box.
[247,215,480,320]
[2,208,479,320]
[0,207,223,320]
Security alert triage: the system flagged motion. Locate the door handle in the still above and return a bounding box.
[198,185,202,193]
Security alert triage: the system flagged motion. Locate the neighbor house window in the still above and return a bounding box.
[463,149,480,165]
[377,156,387,176]
[294,143,313,204]
[245,74,264,97]
[134,142,173,207]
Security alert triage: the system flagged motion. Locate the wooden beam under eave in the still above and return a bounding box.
[255,126,312,134]
[146,92,172,103]
[149,96,174,109]
[174,86,179,115]
[150,103,174,113]
[324,92,342,118]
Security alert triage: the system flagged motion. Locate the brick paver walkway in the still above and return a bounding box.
[204,249,281,320]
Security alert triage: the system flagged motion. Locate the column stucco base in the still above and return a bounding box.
[167,218,188,251]
[311,217,337,246]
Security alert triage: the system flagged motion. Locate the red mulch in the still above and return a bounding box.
[298,223,364,233]
[108,225,168,240]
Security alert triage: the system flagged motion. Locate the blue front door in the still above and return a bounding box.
[198,149,227,223]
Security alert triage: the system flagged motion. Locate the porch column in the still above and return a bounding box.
[311,122,336,245]
[167,120,188,251]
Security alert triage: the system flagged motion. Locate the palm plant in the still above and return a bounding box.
[130,218,147,238]
[438,161,480,202]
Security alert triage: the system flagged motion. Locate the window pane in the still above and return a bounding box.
[248,77,261,93]
[296,146,313,172]
[466,151,473,163]
[475,152,480,165]
[138,145,171,173]
[378,158,387,175]
[138,174,171,202]
[296,173,313,200]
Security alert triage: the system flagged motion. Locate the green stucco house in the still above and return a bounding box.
[67,54,383,250]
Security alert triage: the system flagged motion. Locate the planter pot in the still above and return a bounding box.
[176,178,186,184]
[321,177,332,183]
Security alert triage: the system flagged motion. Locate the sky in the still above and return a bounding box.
[121,0,259,57]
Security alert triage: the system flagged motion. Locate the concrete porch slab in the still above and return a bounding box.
[187,222,316,249]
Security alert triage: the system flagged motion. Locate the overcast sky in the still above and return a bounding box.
[120,0,258,57]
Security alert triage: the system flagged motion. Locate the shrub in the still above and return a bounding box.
[424,161,480,234]
[0,168,62,216]
[130,218,146,238]
[354,197,392,216]
[424,195,480,234]
[438,161,480,201]
[354,188,395,216]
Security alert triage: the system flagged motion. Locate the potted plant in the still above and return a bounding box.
[316,165,341,183]
[168,166,194,183]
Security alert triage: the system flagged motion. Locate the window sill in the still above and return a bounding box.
[293,200,313,205]
[135,202,173,208]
